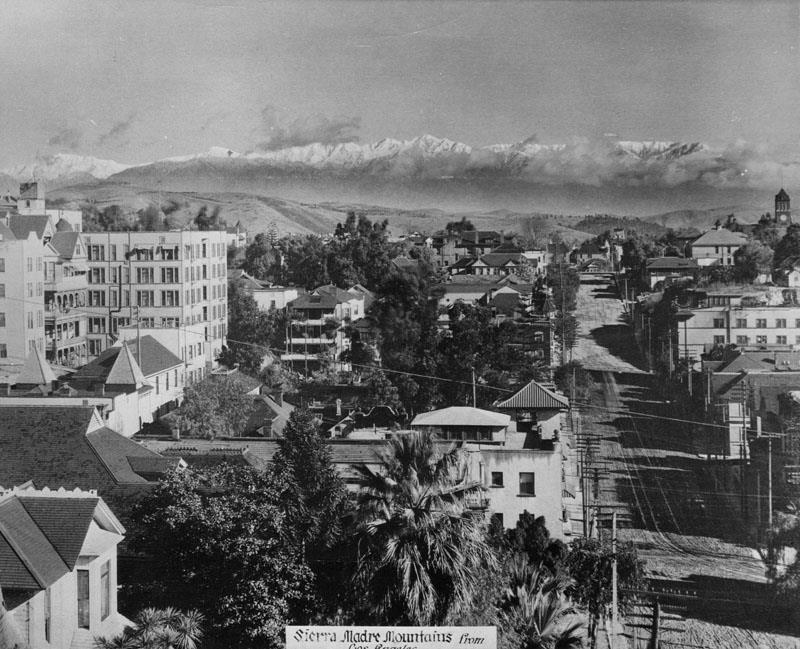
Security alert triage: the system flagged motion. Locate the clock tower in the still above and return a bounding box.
[775,188,791,224]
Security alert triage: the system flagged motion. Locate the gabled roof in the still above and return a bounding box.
[15,346,56,387]
[0,487,122,601]
[86,427,175,483]
[411,406,510,428]
[71,336,181,386]
[49,231,81,258]
[106,343,146,387]
[480,252,523,267]
[17,496,98,569]
[691,229,747,247]
[0,406,163,488]
[716,353,772,374]
[8,214,51,240]
[495,380,570,410]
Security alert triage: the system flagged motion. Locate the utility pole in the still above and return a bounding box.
[472,367,477,407]
[611,511,619,648]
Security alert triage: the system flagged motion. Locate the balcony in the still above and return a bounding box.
[44,304,86,322]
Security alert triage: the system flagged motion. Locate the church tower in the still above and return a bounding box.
[775,188,791,224]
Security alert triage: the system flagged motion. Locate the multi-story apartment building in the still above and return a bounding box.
[82,230,228,375]
[0,223,45,375]
[43,230,89,367]
[675,287,800,361]
[284,284,366,373]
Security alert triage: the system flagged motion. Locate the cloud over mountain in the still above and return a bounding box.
[254,104,361,152]
[47,126,83,151]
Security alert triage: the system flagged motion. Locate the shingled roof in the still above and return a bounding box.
[70,337,181,387]
[0,406,169,489]
[495,380,570,410]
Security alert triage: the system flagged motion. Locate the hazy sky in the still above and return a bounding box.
[1,0,798,167]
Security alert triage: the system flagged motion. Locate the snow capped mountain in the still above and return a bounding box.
[2,135,719,189]
[3,153,132,182]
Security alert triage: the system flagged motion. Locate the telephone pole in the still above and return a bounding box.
[611,511,619,648]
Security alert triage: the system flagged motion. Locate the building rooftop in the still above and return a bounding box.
[691,229,748,247]
[495,380,570,410]
[8,214,50,240]
[646,256,699,271]
[0,406,170,488]
[411,406,510,429]
[71,337,181,386]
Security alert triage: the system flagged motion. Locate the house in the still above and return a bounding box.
[645,256,698,289]
[689,228,747,266]
[569,240,609,266]
[229,269,300,311]
[242,392,295,437]
[283,285,367,373]
[410,407,511,443]
[495,379,570,442]
[68,337,185,430]
[0,485,130,648]
[775,256,800,288]
[226,220,248,249]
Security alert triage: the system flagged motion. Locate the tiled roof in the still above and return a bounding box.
[49,231,81,258]
[71,336,181,385]
[17,496,97,569]
[15,347,56,387]
[86,427,167,484]
[479,253,523,267]
[691,229,747,247]
[411,407,510,428]
[106,343,146,387]
[0,497,67,590]
[8,214,50,240]
[495,380,570,410]
[0,406,156,489]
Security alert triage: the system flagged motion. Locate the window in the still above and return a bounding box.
[166,372,170,390]
[26,282,33,297]
[712,318,725,328]
[110,244,117,261]
[713,335,725,344]
[136,267,154,284]
[735,318,747,328]
[27,312,33,329]
[161,267,179,283]
[155,376,160,394]
[490,513,504,529]
[0,313,5,327]
[777,335,788,345]
[26,257,32,272]
[756,335,767,345]
[519,472,535,496]
[777,319,787,329]
[77,569,90,628]
[89,245,105,261]
[90,268,105,284]
[101,560,110,620]
[0,258,4,272]
[137,290,154,307]
[161,290,179,306]
[490,471,504,487]
[0,284,5,297]
[89,290,106,306]
[37,311,42,327]
[0,344,6,358]
[36,282,42,296]
[89,318,107,333]
[796,319,800,329]
[756,319,767,328]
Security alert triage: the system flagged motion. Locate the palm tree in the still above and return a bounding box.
[502,555,586,649]
[94,607,204,649]
[352,429,495,625]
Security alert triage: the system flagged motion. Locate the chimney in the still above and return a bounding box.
[336,398,342,417]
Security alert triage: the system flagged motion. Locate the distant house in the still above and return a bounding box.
[228,269,300,311]
[226,220,248,249]
[775,256,800,287]
[689,228,747,266]
[0,485,131,648]
[645,256,698,288]
[570,240,609,266]
[243,392,295,437]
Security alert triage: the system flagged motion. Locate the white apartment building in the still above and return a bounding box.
[676,288,800,361]
[82,230,228,376]
[0,222,45,375]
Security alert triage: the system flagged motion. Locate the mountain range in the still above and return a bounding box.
[0,134,788,232]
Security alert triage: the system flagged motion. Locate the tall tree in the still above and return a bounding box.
[126,465,314,648]
[734,239,774,282]
[351,430,496,624]
[774,223,800,270]
[173,374,256,439]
